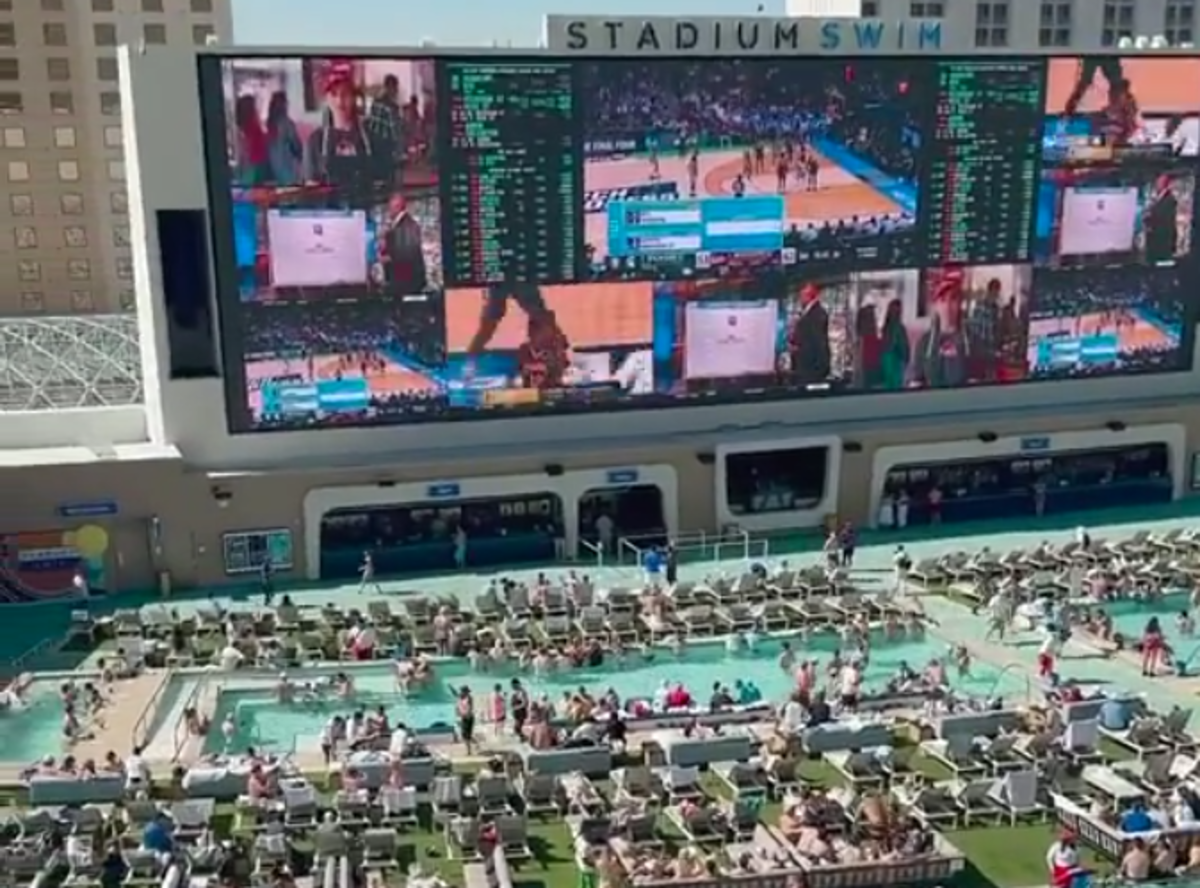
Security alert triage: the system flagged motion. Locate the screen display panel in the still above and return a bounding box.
[195,54,1200,432]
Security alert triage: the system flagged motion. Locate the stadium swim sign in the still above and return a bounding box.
[544,15,944,56]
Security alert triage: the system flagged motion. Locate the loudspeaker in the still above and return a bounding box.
[843,441,863,454]
[696,452,715,465]
[545,464,564,477]
[157,209,218,379]
[1106,420,1126,432]
[978,431,998,443]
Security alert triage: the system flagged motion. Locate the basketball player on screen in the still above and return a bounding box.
[464,283,570,390]
[377,194,428,295]
[1143,173,1180,262]
[1063,56,1141,146]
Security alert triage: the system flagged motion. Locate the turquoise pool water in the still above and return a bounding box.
[203,631,1027,754]
[1106,592,1200,663]
[0,681,71,763]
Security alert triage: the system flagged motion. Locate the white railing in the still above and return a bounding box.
[9,635,61,674]
[132,668,176,750]
[171,675,207,760]
[577,538,604,568]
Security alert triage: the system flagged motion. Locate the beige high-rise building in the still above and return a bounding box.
[0,0,232,319]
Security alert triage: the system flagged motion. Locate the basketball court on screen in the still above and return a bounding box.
[245,354,442,414]
[1045,58,1200,115]
[584,150,906,261]
[1027,310,1179,367]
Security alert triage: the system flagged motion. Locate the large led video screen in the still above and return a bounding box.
[196,54,1200,433]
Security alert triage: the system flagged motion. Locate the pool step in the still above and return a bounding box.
[74,671,169,761]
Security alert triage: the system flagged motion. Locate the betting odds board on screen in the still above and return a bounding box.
[195,54,1200,433]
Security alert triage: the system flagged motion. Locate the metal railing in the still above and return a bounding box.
[9,635,61,674]
[577,538,604,567]
[170,674,207,760]
[985,662,1034,702]
[131,668,176,750]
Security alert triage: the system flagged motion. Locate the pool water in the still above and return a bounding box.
[1106,592,1200,663]
[204,630,1026,754]
[0,681,72,763]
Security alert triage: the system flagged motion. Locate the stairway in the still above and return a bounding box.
[73,670,169,761]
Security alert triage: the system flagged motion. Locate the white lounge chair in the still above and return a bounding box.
[986,770,1045,824]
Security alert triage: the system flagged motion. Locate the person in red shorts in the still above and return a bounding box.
[1142,616,1166,676]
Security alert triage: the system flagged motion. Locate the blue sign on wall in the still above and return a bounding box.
[426,483,461,499]
[606,469,639,485]
[57,501,118,518]
[1019,437,1052,453]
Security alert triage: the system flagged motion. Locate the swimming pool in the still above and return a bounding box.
[0,680,73,763]
[1106,592,1200,663]
[198,630,1029,755]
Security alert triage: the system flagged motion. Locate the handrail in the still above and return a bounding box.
[10,635,61,673]
[171,674,207,760]
[618,537,643,566]
[577,538,603,567]
[131,668,175,750]
[985,662,1031,702]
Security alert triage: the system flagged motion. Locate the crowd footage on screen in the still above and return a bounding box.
[230,62,434,198]
[580,59,920,278]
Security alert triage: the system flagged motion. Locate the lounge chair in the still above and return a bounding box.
[575,606,608,641]
[986,770,1045,824]
[907,558,946,589]
[1014,731,1057,765]
[432,775,464,821]
[756,601,792,631]
[1059,718,1103,762]
[981,734,1023,773]
[562,772,607,814]
[1102,717,1170,760]
[496,814,532,859]
[282,783,318,827]
[446,816,482,860]
[766,757,804,798]
[1161,708,1198,754]
[679,605,717,635]
[608,610,640,641]
[474,774,513,816]
[950,778,1003,826]
[378,785,418,827]
[517,772,562,815]
[723,797,764,839]
[661,765,703,802]
[718,603,756,632]
[362,828,399,868]
[500,619,532,648]
[613,766,662,806]
[826,749,888,788]
[666,804,722,842]
[920,734,984,776]
[893,782,960,828]
[1116,751,1198,791]
[712,761,768,800]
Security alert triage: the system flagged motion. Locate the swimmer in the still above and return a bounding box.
[667,634,685,657]
[334,672,355,698]
[906,613,926,638]
[532,649,552,675]
[725,633,743,654]
[743,629,759,651]
[1178,610,1195,637]
[778,641,796,673]
[394,659,414,695]
[883,612,901,640]
[953,644,971,676]
[275,672,294,703]
[221,713,236,751]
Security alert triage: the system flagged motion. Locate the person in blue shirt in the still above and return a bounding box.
[1119,800,1155,834]
[643,548,664,586]
[142,814,174,857]
[734,680,762,705]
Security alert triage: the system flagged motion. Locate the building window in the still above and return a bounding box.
[13,226,37,249]
[1166,0,1195,45]
[60,193,84,215]
[0,92,22,114]
[2,126,24,148]
[975,1,1010,45]
[17,260,41,282]
[111,191,128,214]
[1102,0,1137,45]
[47,58,71,81]
[96,58,119,81]
[0,24,15,47]
[104,125,122,148]
[909,1,945,15]
[20,292,45,314]
[93,23,117,46]
[70,290,94,312]
[107,160,125,181]
[113,225,130,247]
[116,256,134,279]
[50,91,73,114]
[1039,26,1072,46]
[223,529,294,575]
[67,258,90,280]
[63,225,87,248]
[92,0,115,11]
[58,160,80,181]
[6,159,28,181]
[862,0,879,13]
[191,0,214,11]
[118,288,136,312]
[43,23,67,46]
[9,193,32,215]
[143,24,167,45]
[0,59,19,81]
[53,126,76,149]
[192,24,215,45]
[42,0,66,10]
[100,92,121,116]
[142,0,164,11]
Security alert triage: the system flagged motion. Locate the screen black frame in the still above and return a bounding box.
[195,52,1200,435]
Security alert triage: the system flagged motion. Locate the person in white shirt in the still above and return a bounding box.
[389,723,409,756]
[780,695,804,734]
[219,644,244,672]
[839,661,862,709]
[595,514,615,554]
[359,552,383,595]
[893,546,912,593]
[124,746,150,790]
